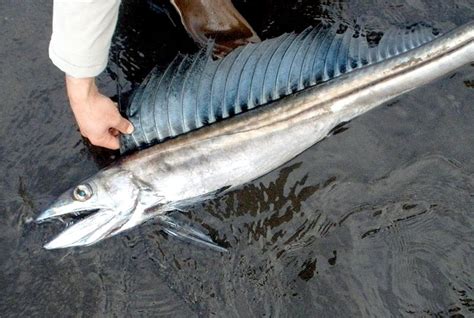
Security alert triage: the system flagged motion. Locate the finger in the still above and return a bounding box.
[109,127,120,137]
[92,134,120,150]
[114,117,134,135]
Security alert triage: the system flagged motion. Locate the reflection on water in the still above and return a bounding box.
[0,0,473,317]
[143,154,474,316]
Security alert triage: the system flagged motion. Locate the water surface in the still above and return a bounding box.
[0,0,473,316]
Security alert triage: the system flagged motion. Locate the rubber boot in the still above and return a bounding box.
[170,0,260,57]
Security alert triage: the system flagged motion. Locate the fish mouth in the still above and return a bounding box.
[36,207,98,223]
[39,208,130,250]
[38,206,230,252]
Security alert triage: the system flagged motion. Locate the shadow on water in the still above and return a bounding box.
[0,0,473,317]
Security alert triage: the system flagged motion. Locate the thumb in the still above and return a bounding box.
[114,117,134,135]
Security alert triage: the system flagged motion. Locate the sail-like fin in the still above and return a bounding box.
[194,47,217,127]
[225,44,255,115]
[324,28,345,80]
[121,23,441,153]
[139,67,168,144]
[261,33,296,103]
[287,27,314,93]
[152,55,185,147]
[126,69,158,148]
[240,38,276,110]
[252,34,292,106]
[336,27,353,75]
[273,28,310,99]
[167,55,193,136]
[181,47,209,132]
[212,45,245,120]
[310,26,334,85]
[158,214,228,253]
[298,25,325,89]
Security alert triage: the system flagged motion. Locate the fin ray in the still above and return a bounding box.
[159,215,228,253]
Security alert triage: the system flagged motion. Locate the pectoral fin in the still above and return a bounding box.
[159,214,228,253]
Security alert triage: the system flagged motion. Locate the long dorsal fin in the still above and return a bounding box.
[121,23,439,153]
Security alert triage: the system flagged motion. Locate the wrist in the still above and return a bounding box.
[65,75,99,106]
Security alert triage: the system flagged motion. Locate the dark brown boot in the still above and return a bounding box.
[170,0,260,57]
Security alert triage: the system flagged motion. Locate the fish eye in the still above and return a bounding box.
[73,184,93,201]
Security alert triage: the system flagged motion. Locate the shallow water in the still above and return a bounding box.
[1,0,473,316]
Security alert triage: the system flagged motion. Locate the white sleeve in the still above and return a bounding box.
[49,0,121,78]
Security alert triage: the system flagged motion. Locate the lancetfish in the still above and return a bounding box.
[37,22,474,249]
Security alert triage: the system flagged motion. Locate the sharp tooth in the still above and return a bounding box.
[42,209,130,249]
[36,208,56,222]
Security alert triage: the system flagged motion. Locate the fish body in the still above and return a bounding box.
[37,22,474,249]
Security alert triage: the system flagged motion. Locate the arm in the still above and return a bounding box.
[49,0,133,149]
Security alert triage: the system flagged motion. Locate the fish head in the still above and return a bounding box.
[36,167,165,249]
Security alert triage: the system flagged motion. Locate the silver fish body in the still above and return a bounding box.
[37,22,474,249]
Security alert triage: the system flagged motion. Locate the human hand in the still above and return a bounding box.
[65,76,134,150]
